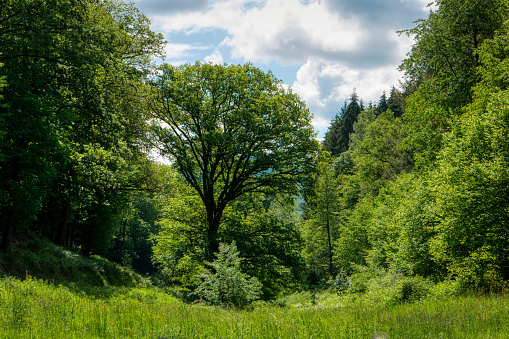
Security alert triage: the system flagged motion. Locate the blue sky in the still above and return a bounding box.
[133,0,433,138]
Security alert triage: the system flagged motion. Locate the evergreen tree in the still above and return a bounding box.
[337,91,362,155]
[387,86,406,118]
[322,113,343,157]
[323,91,362,157]
[375,92,388,116]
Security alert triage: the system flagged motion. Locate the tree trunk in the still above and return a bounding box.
[0,208,14,252]
[56,200,71,249]
[0,156,20,252]
[205,208,223,260]
[326,203,333,277]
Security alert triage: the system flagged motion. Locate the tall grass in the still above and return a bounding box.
[1,277,509,338]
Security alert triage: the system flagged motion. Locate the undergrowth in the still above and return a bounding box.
[0,233,141,290]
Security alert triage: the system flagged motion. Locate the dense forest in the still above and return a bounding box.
[2,0,509,307]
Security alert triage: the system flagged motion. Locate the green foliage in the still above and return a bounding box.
[333,195,372,273]
[0,0,164,252]
[323,91,362,157]
[153,179,305,299]
[430,93,509,291]
[106,191,161,274]
[322,3,509,298]
[348,268,433,306]
[353,110,414,196]
[221,195,306,299]
[400,0,508,166]
[194,242,262,308]
[4,0,509,316]
[386,175,444,279]
[151,62,319,258]
[423,21,509,291]
[0,233,141,289]
[302,154,341,282]
[322,114,342,157]
[375,92,388,116]
[323,108,414,283]
[151,169,207,288]
[150,63,315,297]
[348,106,377,152]
[387,86,406,118]
[400,0,506,106]
[0,61,5,102]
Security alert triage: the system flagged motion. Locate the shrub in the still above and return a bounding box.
[194,242,262,308]
[332,270,351,293]
[348,267,433,305]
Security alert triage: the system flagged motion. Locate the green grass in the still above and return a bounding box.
[1,235,508,338]
[2,277,509,338]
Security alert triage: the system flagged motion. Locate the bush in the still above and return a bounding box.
[332,270,352,292]
[194,242,262,308]
[348,267,432,305]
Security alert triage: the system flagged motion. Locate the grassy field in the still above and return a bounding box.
[1,277,509,339]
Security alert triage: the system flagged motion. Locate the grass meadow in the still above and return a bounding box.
[1,277,509,339]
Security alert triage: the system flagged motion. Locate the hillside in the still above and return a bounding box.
[0,232,141,290]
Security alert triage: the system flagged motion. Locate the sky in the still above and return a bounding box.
[132,0,433,138]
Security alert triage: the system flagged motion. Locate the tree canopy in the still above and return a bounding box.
[400,0,508,166]
[150,62,319,258]
[0,0,164,252]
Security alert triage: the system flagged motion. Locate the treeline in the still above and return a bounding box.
[305,0,509,293]
[3,0,509,306]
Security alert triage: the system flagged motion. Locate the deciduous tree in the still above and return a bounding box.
[150,62,319,258]
[302,153,340,280]
[400,0,508,166]
[0,0,164,252]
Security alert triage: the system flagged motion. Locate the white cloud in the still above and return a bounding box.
[291,60,323,107]
[292,58,387,107]
[204,49,224,65]
[165,43,203,58]
[164,43,209,65]
[145,0,430,137]
[412,0,438,12]
[225,0,364,63]
[292,56,404,135]
[153,0,365,64]
[312,115,332,130]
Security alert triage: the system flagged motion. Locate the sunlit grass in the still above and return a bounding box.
[1,277,509,338]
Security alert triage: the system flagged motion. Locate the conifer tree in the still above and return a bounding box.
[323,91,362,157]
[387,86,405,118]
[376,92,388,116]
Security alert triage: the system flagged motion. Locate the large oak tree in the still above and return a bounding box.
[150,62,319,258]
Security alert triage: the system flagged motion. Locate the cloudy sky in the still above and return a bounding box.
[133,0,433,138]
